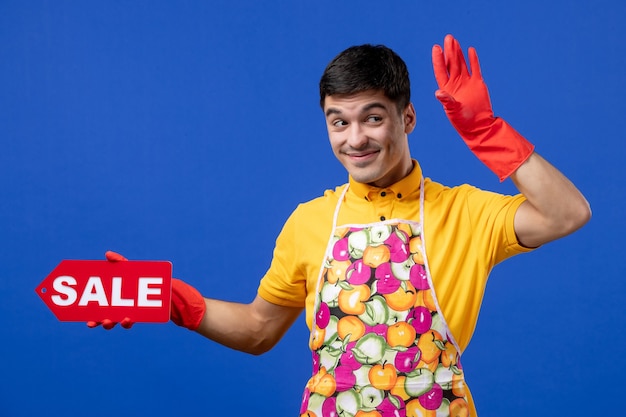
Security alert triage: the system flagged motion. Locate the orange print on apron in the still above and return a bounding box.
[300,179,469,417]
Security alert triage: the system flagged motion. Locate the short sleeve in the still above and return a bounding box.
[257,207,308,308]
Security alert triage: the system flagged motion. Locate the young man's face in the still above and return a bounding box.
[324,90,416,188]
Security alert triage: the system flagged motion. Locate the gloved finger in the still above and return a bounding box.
[431,44,449,89]
[101,319,116,330]
[434,90,461,111]
[120,317,134,329]
[87,319,132,329]
[105,251,128,262]
[443,34,463,80]
[453,37,470,79]
[468,47,483,80]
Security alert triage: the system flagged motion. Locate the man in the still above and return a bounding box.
[93,35,591,416]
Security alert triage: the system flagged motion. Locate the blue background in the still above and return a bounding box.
[1,1,624,416]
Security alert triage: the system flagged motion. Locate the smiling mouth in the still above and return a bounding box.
[345,150,380,158]
[343,150,380,167]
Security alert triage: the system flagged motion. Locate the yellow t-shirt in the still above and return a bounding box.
[258,160,532,352]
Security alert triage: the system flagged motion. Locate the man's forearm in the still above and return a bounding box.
[195,296,303,355]
[511,152,591,248]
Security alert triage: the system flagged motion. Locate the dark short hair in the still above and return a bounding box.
[319,44,411,112]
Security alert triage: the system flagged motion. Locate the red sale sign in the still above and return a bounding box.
[36,260,172,323]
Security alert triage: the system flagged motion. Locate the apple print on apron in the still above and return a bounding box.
[300,179,470,417]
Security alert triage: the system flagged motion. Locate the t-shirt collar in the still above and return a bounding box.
[348,159,423,200]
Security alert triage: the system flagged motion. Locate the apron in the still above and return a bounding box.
[300,179,470,417]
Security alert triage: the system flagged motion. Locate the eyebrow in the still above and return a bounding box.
[325,101,389,117]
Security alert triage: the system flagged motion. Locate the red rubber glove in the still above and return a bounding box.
[170,278,206,331]
[87,251,206,331]
[432,34,534,181]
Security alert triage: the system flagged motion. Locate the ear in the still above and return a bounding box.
[403,103,417,134]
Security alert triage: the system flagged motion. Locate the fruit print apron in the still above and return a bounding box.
[300,178,470,417]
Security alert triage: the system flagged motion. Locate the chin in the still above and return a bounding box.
[349,170,380,185]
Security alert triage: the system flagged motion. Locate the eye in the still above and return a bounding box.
[332,119,348,127]
[366,115,382,123]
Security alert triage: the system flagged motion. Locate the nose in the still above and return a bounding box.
[346,123,368,149]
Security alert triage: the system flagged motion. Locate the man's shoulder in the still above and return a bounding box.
[287,183,348,219]
[423,177,479,199]
[299,183,347,207]
[423,177,523,211]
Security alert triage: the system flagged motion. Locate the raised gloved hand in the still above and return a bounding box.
[87,251,206,331]
[432,34,534,181]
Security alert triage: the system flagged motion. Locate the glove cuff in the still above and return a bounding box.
[171,278,206,331]
[466,118,535,182]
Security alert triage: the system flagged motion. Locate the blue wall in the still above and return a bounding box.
[1,1,624,416]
